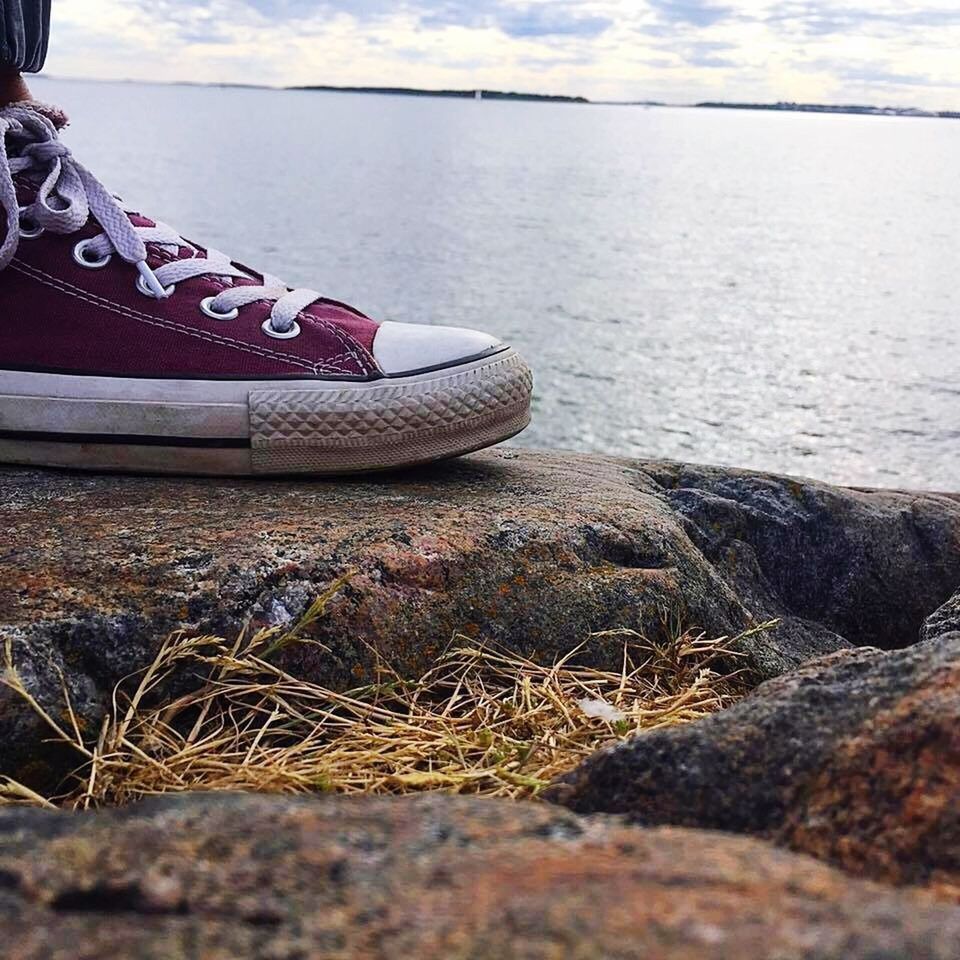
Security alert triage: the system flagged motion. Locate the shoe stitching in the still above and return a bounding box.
[298,312,376,376]
[11,258,322,370]
[142,247,376,376]
[10,259,359,376]
[9,135,376,376]
[11,258,326,373]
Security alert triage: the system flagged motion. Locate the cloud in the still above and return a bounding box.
[646,0,733,28]
[684,40,737,68]
[497,8,613,39]
[44,0,960,109]
[802,57,943,89]
[838,66,934,87]
[136,0,612,36]
[766,2,960,37]
[414,1,613,38]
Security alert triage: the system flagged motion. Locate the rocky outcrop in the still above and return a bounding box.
[548,631,960,896]
[2,449,958,783]
[639,460,960,652]
[3,792,960,959]
[923,589,960,642]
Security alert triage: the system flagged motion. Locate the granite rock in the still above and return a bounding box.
[3,449,958,783]
[3,792,960,959]
[548,631,960,896]
[923,589,960,643]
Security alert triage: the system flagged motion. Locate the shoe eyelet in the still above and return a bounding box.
[261,318,301,340]
[19,206,44,240]
[199,296,239,321]
[72,238,112,269]
[135,274,176,299]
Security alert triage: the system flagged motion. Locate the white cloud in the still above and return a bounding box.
[43,0,960,108]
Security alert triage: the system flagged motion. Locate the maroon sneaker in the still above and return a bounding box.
[0,103,532,475]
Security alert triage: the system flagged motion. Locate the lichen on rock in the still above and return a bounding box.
[547,631,960,897]
[3,793,960,959]
[3,449,959,786]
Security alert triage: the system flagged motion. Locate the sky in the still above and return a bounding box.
[46,0,960,108]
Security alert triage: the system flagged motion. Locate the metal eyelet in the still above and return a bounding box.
[19,206,44,240]
[261,318,301,340]
[199,296,239,321]
[135,274,176,299]
[72,238,112,269]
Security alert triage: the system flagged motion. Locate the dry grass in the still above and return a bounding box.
[1,585,771,809]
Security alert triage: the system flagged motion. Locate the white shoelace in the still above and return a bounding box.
[0,104,321,336]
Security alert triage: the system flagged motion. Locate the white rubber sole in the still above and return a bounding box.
[0,349,533,476]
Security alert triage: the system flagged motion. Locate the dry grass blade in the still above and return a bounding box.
[1,596,772,808]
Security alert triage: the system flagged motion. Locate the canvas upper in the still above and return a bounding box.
[0,102,502,381]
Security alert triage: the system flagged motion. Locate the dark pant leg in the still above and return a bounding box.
[0,1,51,73]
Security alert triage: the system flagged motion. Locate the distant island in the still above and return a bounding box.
[696,101,960,120]
[40,76,959,118]
[288,87,957,117]
[288,85,588,104]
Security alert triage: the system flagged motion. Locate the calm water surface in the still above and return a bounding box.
[33,78,960,489]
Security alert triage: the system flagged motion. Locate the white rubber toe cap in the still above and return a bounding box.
[372,320,503,376]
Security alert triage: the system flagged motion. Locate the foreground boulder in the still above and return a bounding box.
[2,450,958,782]
[548,626,960,896]
[2,792,960,959]
[923,588,960,642]
[640,460,960,651]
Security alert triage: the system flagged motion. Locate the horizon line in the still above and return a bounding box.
[31,75,958,117]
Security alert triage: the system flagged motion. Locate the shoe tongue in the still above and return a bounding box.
[125,209,245,283]
[124,210,195,260]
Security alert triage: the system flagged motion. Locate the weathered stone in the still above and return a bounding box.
[923,589,960,643]
[547,632,960,896]
[2,792,960,959]
[639,459,960,652]
[2,450,958,784]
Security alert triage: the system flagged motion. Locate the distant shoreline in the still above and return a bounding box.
[33,76,959,118]
[695,101,960,120]
[287,88,959,118]
[287,85,588,104]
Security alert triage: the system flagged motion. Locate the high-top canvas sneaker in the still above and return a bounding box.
[0,103,532,475]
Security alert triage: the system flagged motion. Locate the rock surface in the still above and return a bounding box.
[548,629,960,896]
[3,792,960,959]
[3,449,959,783]
[923,589,960,643]
[642,460,960,652]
